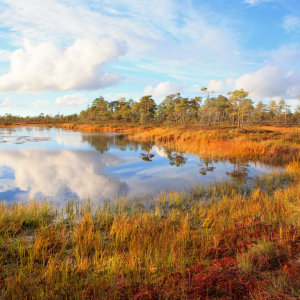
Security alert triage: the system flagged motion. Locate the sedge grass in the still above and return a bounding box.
[1,163,300,299]
[129,127,300,165]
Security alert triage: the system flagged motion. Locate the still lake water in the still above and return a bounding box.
[0,126,279,204]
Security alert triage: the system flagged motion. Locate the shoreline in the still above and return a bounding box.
[2,122,300,165]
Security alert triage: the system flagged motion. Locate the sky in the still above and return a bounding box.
[0,0,300,116]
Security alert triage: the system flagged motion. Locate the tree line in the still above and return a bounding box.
[1,88,300,127]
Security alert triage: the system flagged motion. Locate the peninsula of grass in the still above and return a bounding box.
[60,123,300,166]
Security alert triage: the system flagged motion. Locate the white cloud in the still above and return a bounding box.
[234,64,300,99]
[0,0,240,80]
[103,92,142,102]
[282,15,300,33]
[207,77,235,92]
[188,85,202,92]
[0,37,127,93]
[113,93,129,100]
[29,100,49,109]
[0,98,14,107]
[244,0,272,5]
[0,49,11,62]
[144,81,186,98]
[55,93,89,106]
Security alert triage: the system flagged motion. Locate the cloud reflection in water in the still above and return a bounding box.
[0,149,129,203]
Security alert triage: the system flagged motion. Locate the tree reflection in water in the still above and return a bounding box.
[140,143,155,162]
[82,134,140,154]
[198,158,216,175]
[225,159,251,183]
[168,151,187,167]
[82,133,252,182]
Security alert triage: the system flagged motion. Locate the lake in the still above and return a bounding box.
[0,126,280,204]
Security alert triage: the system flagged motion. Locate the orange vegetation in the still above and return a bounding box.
[61,123,139,133]
[0,123,62,128]
[2,162,300,299]
[59,124,300,164]
[129,127,300,165]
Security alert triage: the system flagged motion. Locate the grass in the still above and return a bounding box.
[60,123,300,165]
[1,123,300,298]
[1,162,300,299]
[129,127,300,165]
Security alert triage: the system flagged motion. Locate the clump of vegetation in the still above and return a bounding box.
[1,162,300,299]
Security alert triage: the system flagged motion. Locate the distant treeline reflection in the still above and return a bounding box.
[83,133,254,183]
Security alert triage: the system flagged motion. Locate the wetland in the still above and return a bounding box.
[0,126,281,204]
[1,124,300,299]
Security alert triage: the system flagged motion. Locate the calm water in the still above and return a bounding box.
[0,126,280,204]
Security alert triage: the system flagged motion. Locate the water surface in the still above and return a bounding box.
[0,126,280,204]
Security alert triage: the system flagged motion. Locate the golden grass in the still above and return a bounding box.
[129,127,300,165]
[1,124,300,298]
[1,163,300,299]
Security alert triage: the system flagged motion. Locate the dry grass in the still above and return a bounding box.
[61,123,141,133]
[1,162,300,299]
[129,127,300,165]
[1,124,300,298]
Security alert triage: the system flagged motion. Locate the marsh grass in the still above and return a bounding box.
[130,127,300,165]
[1,163,300,299]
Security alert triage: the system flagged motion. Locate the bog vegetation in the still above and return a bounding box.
[1,163,300,299]
[1,88,300,127]
[2,88,300,298]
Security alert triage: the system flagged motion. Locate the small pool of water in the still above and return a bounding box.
[0,126,281,204]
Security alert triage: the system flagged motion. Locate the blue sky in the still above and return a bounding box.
[0,0,300,116]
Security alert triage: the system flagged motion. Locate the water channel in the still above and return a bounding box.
[0,126,280,204]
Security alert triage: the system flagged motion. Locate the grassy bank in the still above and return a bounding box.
[129,127,300,166]
[60,123,300,165]
[1,161,300,299]
[61,123,139,133]
[0,123,63,129]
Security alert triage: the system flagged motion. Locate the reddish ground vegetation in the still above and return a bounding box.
[82,222,300,299]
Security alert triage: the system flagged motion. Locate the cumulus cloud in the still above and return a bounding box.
[144,81,186,98]
[207,77,235,92]
[55,93,89,106]
[282,15,300,33]
[0,0,240,80]
[0,149,129,203]
[0,37,127,93]
[234,64,300,99]
[29,100,50,109]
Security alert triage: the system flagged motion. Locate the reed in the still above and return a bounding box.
[1,162,300,299]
